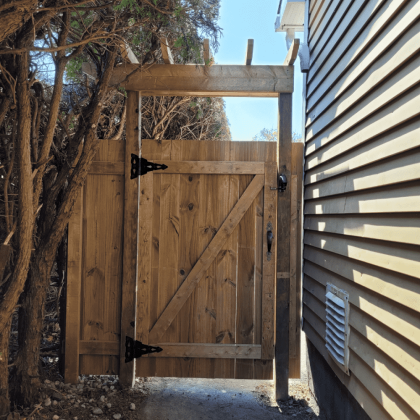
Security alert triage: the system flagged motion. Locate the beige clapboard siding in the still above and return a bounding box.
[305,148,420,197]
[304,1,420,419]
[303,270,420,349]
[308,0,340,50]
[304,215,420,246]
[308,0,327,42]
[307,0,371,87]
[305,84,420,164]
[303,318,395,420]
[304,230,420,279]
[304,182,420,215]
[305,119,420,185]
[303,245,420,314]
[306,20,420,133]
[303,286,420,420]
[304,275,420,383]
[307,0,418,112]
[307,52,420,145]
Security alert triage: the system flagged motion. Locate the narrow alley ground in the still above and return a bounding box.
[18,333,325,420]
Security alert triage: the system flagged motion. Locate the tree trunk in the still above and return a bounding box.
[0,49,34,333]
[12,251,53,406]
[11,47,117,406]
[0,318,12,416]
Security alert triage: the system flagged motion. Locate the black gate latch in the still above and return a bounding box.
[125,336,163,362]
[270,173,287,192]
[131,154,168,179]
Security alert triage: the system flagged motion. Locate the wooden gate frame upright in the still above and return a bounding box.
[111,42,298,401]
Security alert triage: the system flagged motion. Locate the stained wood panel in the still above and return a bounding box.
[136,140,277,380]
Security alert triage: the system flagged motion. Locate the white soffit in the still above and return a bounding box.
[275,0,305,32]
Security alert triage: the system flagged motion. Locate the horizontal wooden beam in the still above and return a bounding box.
[87,161,265,175]
[149,344,262,359]
[109,64,294,97]
[154,161,265,174]
[78,341,261,359]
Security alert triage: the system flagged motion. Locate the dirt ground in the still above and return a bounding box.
[9,333,324,420]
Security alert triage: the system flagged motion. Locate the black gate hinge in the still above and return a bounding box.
[125,336,163,363]
[131,154,168,179]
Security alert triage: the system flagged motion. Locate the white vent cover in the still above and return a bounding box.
[325,283,350,375]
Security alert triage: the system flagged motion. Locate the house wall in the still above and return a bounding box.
[302,1,420,419]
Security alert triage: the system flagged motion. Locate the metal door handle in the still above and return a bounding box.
[267,230,273,257]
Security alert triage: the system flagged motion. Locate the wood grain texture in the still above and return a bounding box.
[276,93,292,400]
[235,145,257,379]
[79,341,119,355]
[283,39,300,66]
[160,37,174,65]
[261,163,277,360]
[149,344,261,359]
[109,64,294,96]
[136,140,276,379]
[289,143,303,379]
[64,190,83,383]
[0,245,11,284]
[88,161,124,175]
[137,172,153,344]
[148,174,264,344]
[151,161,265,174]
[119,91,140,386]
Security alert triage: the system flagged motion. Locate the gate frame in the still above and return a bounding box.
[66,40,299,401]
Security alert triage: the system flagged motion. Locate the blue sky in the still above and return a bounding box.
[214,0,304,140]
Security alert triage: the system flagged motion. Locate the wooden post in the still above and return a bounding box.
[119,91,141,386]
[64,189,83,383]
[275,93,292,401]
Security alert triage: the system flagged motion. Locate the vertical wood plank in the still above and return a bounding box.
[137,173,161,378]
[64,188,83,383]
[256,141,276,379]
[119,91,141,386]
[233,143,256,379]
[276,93,292,400]
[137,172,153,345]
[261,163,277,360]
[155,173,180,378]
[214,174,238,378]
[289,143,304,379]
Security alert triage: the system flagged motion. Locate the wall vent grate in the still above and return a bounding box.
[325,283,350,375]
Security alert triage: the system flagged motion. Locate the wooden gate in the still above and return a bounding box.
[136,140,277,379]
[65,43,302,398]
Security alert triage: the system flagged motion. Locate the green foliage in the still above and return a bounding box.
[65,55,84,81]
[114,0,141,12]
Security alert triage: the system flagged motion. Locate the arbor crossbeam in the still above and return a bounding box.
[109,64,294,97]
